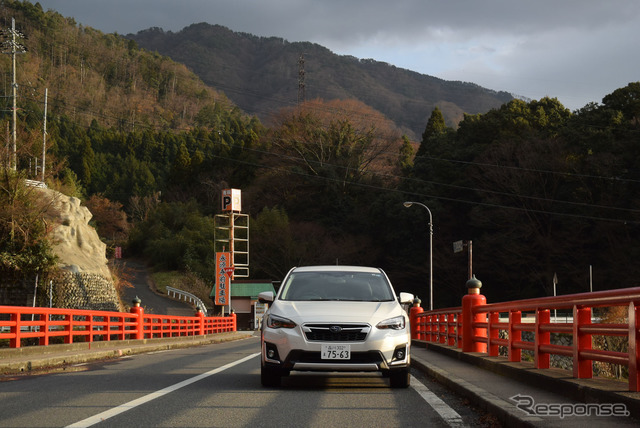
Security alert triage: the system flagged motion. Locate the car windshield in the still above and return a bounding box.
[279,271,395,302]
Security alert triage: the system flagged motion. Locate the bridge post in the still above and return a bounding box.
[409,297,424,340]
[421,314,428,341]
[535,309,550,369]
[461,275,487,353]
[455,314,462,348]
[130,296,144,340]
[508,310,522,362]
[197,307,206,336]
[488,312,500,356]
[629,302,640,391]
[64,313,72,344]
[447,313,456,346]
[9,312,20,348]
[439,314,447,344]
[39,312,50,346]
[572,305,592,379]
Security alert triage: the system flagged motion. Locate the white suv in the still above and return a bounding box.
[259,266,414,388]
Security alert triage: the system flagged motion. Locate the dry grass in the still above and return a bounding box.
[150,271,212,310]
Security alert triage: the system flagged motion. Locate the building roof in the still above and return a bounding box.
[210,281,276,299]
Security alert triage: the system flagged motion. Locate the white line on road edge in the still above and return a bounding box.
[65,352,261,428]
[411,375,466,427]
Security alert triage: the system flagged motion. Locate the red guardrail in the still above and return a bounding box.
[0,304,236,348]
[409,280,640,392]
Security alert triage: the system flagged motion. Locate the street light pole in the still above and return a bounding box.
[404,201,433,311]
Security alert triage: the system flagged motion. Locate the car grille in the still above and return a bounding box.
[303,323,370,342]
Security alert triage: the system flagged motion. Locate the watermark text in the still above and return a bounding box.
[510,394,629,419]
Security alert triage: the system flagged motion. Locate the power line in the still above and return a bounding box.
[197,148,640,225]
[3,28,639,223]
[16,87,640,224]
[415,154,640,184]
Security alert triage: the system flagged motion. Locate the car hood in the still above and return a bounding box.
[270,300,404,324]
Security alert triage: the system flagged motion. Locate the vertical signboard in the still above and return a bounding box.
[222,188,242,212]
[214,252,231,305]
[254,302,268,330]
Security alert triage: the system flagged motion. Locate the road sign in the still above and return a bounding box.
[214,252,231,306]
[222,188,241,212]
[453,240,464,253]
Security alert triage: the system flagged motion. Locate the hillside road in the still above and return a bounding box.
[117,259,194,316]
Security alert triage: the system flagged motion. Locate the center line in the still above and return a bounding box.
[66,352,260,428]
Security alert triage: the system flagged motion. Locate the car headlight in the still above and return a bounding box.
[376,315,406,330]
[266,314,297,329]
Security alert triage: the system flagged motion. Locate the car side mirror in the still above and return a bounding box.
[398,292,414,305]
[258,291,274,303]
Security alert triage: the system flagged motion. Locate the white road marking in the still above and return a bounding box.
[65,352,260,428]
[411,375,466,427]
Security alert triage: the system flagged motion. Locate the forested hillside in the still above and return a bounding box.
[0,1,262,199]
[0,4,238,133]
[129,23,513,138]
[2,1,640,310]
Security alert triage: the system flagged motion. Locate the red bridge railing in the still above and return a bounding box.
[0,304,236,348]
[409,278,640,392]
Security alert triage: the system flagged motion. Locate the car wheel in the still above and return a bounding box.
[389,368,410,388]
[261,364,282,387]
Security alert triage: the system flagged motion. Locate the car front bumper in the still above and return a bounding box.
[262,323,411,373]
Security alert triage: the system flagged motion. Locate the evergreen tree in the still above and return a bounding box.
[417,107,447,157]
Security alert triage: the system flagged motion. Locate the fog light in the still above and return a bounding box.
[392,345,407,361]
[265,343,280,362]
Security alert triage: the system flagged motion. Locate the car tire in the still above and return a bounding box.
[389,368,410,388]
[261,365,282,387]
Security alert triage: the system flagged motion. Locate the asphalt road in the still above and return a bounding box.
[0,336,498,427]
[117,259,194,316]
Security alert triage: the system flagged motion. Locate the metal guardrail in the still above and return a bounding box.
[166,286,209,316]
[24,179,47,188]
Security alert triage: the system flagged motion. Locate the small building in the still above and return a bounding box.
[210,280,276,330]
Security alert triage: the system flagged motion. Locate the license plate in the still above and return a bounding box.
[321,344,351,360]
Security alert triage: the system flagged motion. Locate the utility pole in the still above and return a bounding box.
[42,88,47,181]
[2,18,27,171]
[297,53,306,107]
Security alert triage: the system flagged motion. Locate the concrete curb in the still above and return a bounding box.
[411,349,542,427]
[0,331,255,375]
[412,340,640,422]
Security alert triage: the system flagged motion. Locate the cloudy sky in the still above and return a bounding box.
[35,0,639,111]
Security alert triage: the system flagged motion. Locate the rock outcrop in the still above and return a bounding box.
[46,189,111,278]
[39,188,121,312]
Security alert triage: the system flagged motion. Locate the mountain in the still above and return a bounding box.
[128,23,513,138]
[0,2,236,133]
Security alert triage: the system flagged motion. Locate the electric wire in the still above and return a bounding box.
[3,30,640,225]
[7,88,640,225]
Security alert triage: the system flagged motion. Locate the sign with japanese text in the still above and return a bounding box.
[254,302,268,330]
[214,252,232,305]
[222,189,242,212]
